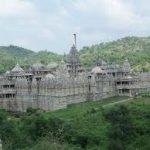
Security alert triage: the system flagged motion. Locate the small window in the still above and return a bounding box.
[10,85,15,88]
[3,85,9,88]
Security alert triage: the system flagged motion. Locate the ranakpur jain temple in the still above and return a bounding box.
[0,35,150,112]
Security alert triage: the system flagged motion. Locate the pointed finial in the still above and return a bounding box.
[16,59,20,67]
[73,33,77,48]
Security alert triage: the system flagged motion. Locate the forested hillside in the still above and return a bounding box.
[0,45,34,58]
[79,36,150,71]
[0,36,150,73]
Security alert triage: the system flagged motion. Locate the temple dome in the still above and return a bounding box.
[5,71,10,75]
[32,63,46,71]
[11,63,24,73]
[45,73,55,79]
[91,66,106,74]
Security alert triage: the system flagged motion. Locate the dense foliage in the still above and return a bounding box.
[0,36,150,73]
[0,97,149,150]
[79,36,150,71]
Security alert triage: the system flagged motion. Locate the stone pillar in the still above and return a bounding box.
[26,75,33,94]
[87,75,93,100]
[36,77,41,94]
[35,76,41,108]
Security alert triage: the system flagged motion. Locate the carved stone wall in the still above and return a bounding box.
[0,72,150,112]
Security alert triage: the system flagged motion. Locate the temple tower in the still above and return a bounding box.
[66,34,84,77]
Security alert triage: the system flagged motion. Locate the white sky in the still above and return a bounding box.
[0,0,150,53]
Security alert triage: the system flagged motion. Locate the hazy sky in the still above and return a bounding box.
[0,0,150,53]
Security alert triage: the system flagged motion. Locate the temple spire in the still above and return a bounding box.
[73,33,77,48]
[66,34,84,77]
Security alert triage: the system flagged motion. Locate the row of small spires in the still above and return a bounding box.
[6,62,59,74]
[5,58,130,75]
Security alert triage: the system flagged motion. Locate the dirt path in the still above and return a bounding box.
[103,97,134,108]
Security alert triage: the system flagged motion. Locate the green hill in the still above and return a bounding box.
[0,45,34,58]
[0,45,62,73]
[0,45,35,73]
[79,36,150,71]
